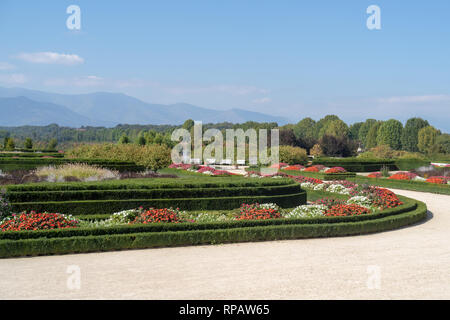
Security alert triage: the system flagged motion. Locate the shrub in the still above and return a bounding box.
[35,163,120,182]
[66,143,172,170]
[319,135,356,157]
[310,144,324,157]
[0,212,79,231]
[278,146,308,165]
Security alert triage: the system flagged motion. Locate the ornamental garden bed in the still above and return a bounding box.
[0,176,427,258]
[6,177,306,215]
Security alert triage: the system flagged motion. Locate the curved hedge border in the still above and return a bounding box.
[10,192,307,215]
[281,170,356,180]
[7,178,306,214]
[0,193,427,258]
[348,176,450,195]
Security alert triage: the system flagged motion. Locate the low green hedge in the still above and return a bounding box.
[0,152,64,158]
[10,192,307,215]
[6,177,291,192]
[0,197,427,258]
[312,158,397,172]
[7,184,302,203]
[348,176,450,195]
[281,170,356,180]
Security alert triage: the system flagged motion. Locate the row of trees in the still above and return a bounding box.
[281,116,449,156]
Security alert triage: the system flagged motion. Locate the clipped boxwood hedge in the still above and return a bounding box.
[281,170,356,180]
[10,192,307,215]
[0,195,427,258]
[312,158,397,172]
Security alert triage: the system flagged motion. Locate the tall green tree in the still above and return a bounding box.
[24,137,33,149]
[418,126,439,154]
[293,117,316,140]
[358,119,377,146]
[401,117,429,152]
[349,122,363,140]
[314,115,340,139]
[118,135,130,144]
[5,138,15,151]
[376,119,403,150]
[47,138,58,150]
[366,121,383,149]
[323,119,349,138]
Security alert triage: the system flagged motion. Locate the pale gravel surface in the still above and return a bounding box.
[0,189,449,300]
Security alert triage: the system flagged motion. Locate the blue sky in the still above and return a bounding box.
[1,0,449,131]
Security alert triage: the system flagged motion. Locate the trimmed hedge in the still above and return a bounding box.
[348,176,450,195]
[7,184,302,202]
[10,192,307,215]
[6,177,291,192]
[312,158,397,172]
[281,170,356,180]
[0,197,427,258]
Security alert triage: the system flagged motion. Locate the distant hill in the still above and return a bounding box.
[0,97,97,127]
[0,87,288,127]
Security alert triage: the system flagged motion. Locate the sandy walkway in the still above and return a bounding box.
[0,189,449,300]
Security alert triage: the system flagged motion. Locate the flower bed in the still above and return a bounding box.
[0,212,79,231]
[235,203,282,220]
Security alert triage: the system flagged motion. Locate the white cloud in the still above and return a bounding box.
[0,62,15,70]
[0,73,28,84]
[252,97,272,104]
[378,95,450,104]
[16,52,84,65]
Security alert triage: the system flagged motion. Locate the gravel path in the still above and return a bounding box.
[0,189,449,300]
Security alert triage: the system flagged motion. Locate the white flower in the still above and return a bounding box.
[260,203,280,210]
[327,184,351,195]
[347,196,373,208]
[313,183,328,191]
[300,182,315,189]
[413,176,426,182]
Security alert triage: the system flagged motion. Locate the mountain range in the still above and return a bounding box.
[0,87,288,127]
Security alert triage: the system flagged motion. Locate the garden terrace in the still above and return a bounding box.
[0,158,145,172]
[6,177,306,215]
[0,191,427,258]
